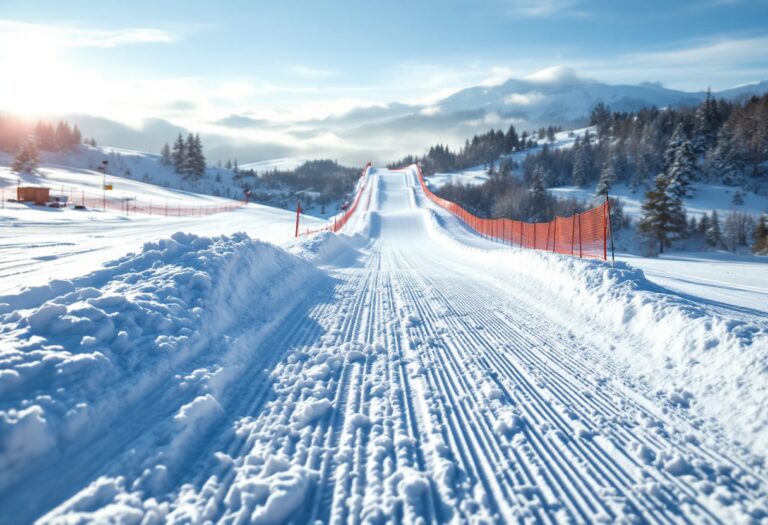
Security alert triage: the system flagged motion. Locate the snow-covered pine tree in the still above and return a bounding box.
[12,137,39,173]
[160,143,172,166]
[171,133,185,173]
[663,124,685,173]
[666,137,696,198]
[595,157,616,197]
[527,165,548,221]
[697,213,710,235]
[753,215,768,255]
[693,89,720,154]
[706,210,722,247]
[181,133,196,178]
[190,134,206,179]
[572,143,588,187]
[732,190,744,205]
[706,124,744,186]
[637,173,687,254]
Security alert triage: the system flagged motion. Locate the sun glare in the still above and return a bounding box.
[0,30,88,117]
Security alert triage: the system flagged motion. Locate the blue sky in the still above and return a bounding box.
[0,0,767,161]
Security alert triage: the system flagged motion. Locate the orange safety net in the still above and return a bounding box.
[415,164,609,260]
[31,187,246,216]
[298,163,371,236]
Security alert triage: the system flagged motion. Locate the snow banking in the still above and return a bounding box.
[424,208,768,456]
[0,232,319,483]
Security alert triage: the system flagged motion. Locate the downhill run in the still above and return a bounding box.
[1,166,767,524]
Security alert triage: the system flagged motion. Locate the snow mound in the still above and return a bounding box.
[423,206,768,455]
[0,232,320,481]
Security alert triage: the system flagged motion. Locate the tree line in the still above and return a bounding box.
[159,133,207,180]
[388,124,545,174]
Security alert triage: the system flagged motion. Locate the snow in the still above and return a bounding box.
[239,157,305,174]
[0,156,325,296]
[549,180,768,222]
[0,164,766,523]
[618,251,768,311]
[426,127,592,189]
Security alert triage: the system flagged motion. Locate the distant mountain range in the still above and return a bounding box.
[15,67,768,165]
[318,66,768,140]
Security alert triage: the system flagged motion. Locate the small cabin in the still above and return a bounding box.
[17,187,50,205]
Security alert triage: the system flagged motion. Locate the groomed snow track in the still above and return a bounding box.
[2,168,767,524]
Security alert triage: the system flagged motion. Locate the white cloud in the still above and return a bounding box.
[624,36,768,67]
[503,92,546,106]
[419,106,442,116]
[286,65,334,78]
[501,0,581,17]
[0,20,177,48]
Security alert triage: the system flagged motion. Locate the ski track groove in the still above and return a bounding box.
[17,168,768,524]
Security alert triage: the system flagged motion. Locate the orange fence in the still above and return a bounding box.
[414,164,610,260]
[16,184,245,217]
[297,163,371,236]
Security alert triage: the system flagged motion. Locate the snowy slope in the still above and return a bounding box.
[0,161,325,295]
[427,127,590,189]
[549,181,768,222]
[1,166,766,523]
[239,158,305,174]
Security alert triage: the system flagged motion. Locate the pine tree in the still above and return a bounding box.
[160,143,172,166]
[667,137,696,198]
[752,215,768,255]
[732,190,744,205]
[190,134,206,179]
[527,165,549,221]
[572,144,588,187]
[707,124,744,186]
[34,122,55,150]
[693,89,720,154]
[72,125,82,147]
[706,210,722,247]
[595,157,616,197]
[664,124,685,172]
[54,121,72,150]
[12,137,40,173]
[637,173,687,254]
[171,133,185,173]
[697,213,711,235]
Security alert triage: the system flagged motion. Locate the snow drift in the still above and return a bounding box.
[0,232,320,485]
[424,207,768,456]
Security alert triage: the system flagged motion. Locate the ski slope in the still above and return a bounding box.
[1,168,767,523]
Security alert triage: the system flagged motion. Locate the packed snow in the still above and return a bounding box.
[0,165,766,524]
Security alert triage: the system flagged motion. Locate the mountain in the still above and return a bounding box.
[8,68,768,166]
[341,67,766,138]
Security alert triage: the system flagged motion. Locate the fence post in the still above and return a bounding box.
[295,201,301,237]
[570,213,576,256]
[533,223,537,250]
[552,218,557,253]
[603,197,609,262]
[165,199,168,217]
[578,213,583,258]
[606,196,615,264]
